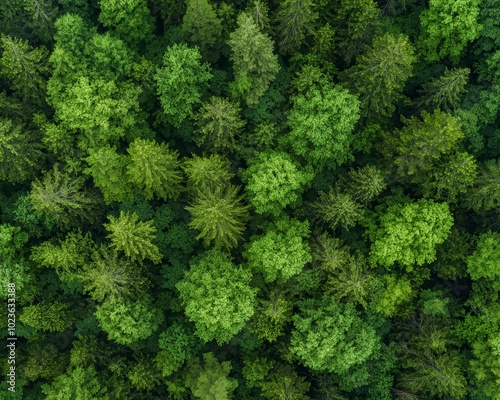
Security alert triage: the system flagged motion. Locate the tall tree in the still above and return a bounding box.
[0,35,49,101]
[193,96,246,153]
[465,159,500,212]
[126,138,183,201]
[332,0,381,65]
[42,366,108,400]
[340,33,415,119]
[185,185,250,251]
[176,249,257,344]
[155,44,212,127]
[285,82,360,169]
[228,12,279,107]
[312,189,364,231]
[416,68,470,111]
[104,211,163,264]
[30,165,101,228]
[275,0,317,54]
[418,0,482,62]
[181,0,222,62]
[182,154,234,196]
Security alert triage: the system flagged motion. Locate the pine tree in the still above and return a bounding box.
[104,211,163,264]
[126,138,183,201]
[275,0,317,54]
[185,185,250,251]
[228,12,279,107]
[417,68,470,111]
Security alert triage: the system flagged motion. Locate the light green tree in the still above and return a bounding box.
[126,138,183,201]
[185,185,250,250]
[176,249,256,344]
[228,12,279,106]
[312,189,364,231]
[104,211,162,264]
[242,151,313,215]
[369,199,454,270]
[343,165,387,203]
[155,43,212,127]
[84,146,132,204]
[20,300,76,332]
[419,0,482,62]
[467,231,500,280]
[185,353,238,400]
[98,0,154,44]
[244,217,312,282]
[182,153,234,196]
[290,295,379,374]
[95,294,163,345]
[42,366,108,400]
[286,83,360,169]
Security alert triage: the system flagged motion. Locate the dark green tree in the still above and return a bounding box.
[228,12,279,106]
[181,0,222,62]
[275,0,317,54]
[341,33,415,119]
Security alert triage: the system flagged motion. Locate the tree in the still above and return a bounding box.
[20,299,76,332]
[275,0,317,54]
[465,159,500,212]
[416,68,470,111]
[343,165,387,203]
[392,109,464,178]
[369,199,454,270]
[23,0,59,43]
[46,76,142,151]
[98,0,154,44]
[84,146,131,204]
[467,231,500,280]
[176,249,256,344]
[312,189,364,231]
[104,211,162,264]
[228,12,279,107]
[42,366,108,400]
[0,34,49,101]
[79,246,148,301]
[242,151,313,216]
[185,185,250,251]
[185,353,238,400]
[251,290,293,342]
[155,43,212,127]
[246,0,271,32]
[126,138,183,201]
[290,295,379,374]
[0,118,43,184]
[244,217,312,283]
[181,0,222,62]
[285,83,360,169]
[182,153,234,196]
[193,96,246,153]
[29,165,101,228]
[340,33,415,119]
[418,0,482,62]
[95,294,163,345]
[332,0,381,65]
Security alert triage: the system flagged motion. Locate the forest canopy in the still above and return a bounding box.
[1,0,500,399]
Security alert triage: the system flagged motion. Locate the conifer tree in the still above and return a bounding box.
[275,0,317,54]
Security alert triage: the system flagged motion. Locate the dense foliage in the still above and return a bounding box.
[1,0,499,399]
